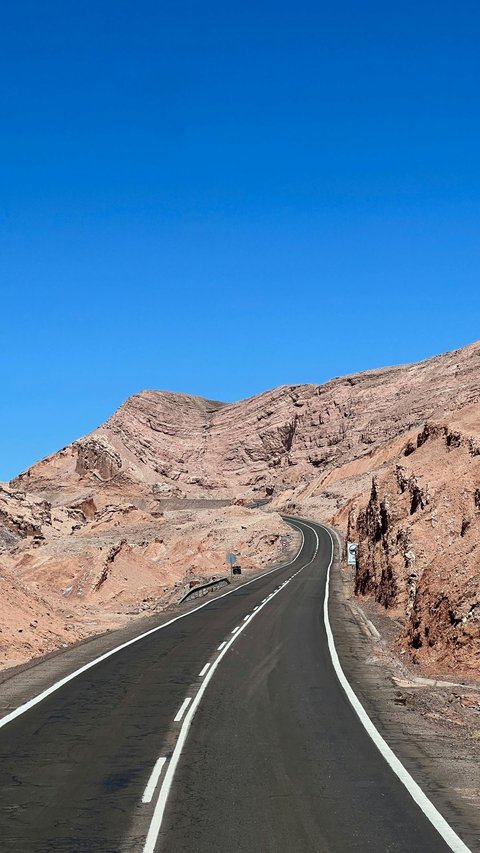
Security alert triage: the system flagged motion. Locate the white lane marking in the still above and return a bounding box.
[0,530,304,731]
[243,615,250,622]
[217,641,227,651]
[142,757,167,804]
[142,522,317,853]
[174,697,191,722]
[231,625,240,634]
[315,521,472,853]
[253,606,258,611]
[198,663,210,678]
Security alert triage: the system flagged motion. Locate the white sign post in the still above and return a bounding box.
[347,542,358,567]
[226,552,236,577]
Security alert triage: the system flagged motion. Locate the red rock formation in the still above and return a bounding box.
[333,404,479,676]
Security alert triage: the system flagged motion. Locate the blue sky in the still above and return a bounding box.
[1,1,480,480]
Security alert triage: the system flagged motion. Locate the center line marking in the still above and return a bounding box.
[174,697,191,722]
[217,641,227,651]
[142,757,167,804]
[142,524,312,853]
[198,663,210,677]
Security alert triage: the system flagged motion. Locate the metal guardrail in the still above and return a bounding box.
[178,576,230,604]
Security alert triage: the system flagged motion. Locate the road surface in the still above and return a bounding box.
[0,518,470,852]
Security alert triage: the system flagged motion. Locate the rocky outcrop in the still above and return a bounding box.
[74,438,122,481]
[93,539,127,591]
[0,487,51,547]
[346,409,480,675]
[354,478,397,608]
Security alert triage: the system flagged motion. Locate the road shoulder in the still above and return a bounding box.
[327,523,480,853]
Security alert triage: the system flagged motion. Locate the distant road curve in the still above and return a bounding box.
[0,518,473,852]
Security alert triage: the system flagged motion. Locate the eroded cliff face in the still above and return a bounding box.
[3,339,480,673]
[344,406,480,675]
[0,487,51,546]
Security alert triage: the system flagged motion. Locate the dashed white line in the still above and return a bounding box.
[145,520,473,853]
[174,697,191,722]
[198,663,210,678]
[142,524,315,853]
[243,615,250,621]
[217,641,227,651]
[142,757,167,804]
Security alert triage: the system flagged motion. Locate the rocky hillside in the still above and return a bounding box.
[348,404,480,675]
[2,339,480,673]
[271,351,480,676]
[12,340,480,503]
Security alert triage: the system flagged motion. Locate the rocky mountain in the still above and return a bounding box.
[1,339,479,673]
[12,340,480,502]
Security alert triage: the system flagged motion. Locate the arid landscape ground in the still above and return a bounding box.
[1,338,479,682]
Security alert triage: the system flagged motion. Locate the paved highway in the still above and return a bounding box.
[0,518,471,852]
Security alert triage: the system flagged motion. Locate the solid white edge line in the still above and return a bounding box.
[0,529,305,731]
[142,757,167,804]
[142,520,316,853]
[318,522,471,853]
[173,697,191,722]
[198,663,210,678]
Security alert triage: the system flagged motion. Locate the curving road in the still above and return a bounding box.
[0,518,471,852]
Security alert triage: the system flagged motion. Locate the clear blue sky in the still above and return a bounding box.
[1,1,480,481]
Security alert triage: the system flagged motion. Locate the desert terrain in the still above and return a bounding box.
[1,338,479,678]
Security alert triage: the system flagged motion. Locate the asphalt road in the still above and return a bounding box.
[0,519,467,852]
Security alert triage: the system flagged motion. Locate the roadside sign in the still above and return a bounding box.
[347,542,358,566]
[226,553,236,566]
